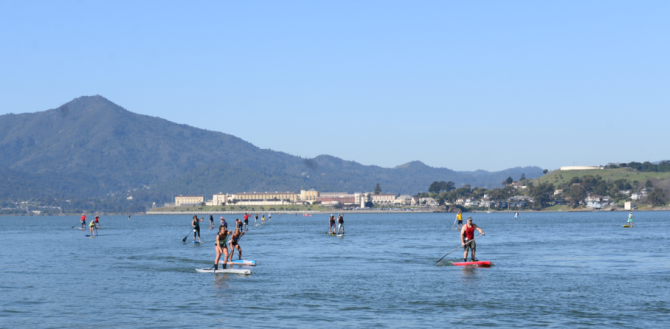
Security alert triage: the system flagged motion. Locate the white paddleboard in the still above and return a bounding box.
[195,268,251,274]
[220,259,256,266]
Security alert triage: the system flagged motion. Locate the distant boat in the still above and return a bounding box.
[302,214,311,217]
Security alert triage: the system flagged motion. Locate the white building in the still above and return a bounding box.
[175,195,204,206]
[419,197,439,206]
[371,194,396,204]
[395,195,413,205]
[559,166,603,171]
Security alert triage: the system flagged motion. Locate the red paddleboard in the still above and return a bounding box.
[453,261,491,266]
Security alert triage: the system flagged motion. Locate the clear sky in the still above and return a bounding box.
[1,1,668,171]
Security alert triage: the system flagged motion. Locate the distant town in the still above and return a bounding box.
[3,162,668,216]
[149,162,669,214]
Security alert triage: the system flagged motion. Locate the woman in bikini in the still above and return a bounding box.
[213,225,231,270]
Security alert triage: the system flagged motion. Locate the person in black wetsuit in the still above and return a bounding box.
[192,215,203,243]
[337,213,345,234]
[209,214,214,229]
[328,215,335,234]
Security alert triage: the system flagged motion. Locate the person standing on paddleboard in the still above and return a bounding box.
[461,217,484,262]
[220,217,227,229]
[269,213,272,221]
[328,214,335,234]
[628,211,634,227]
[94,215,100,229]
[243,213,250,230]
[209,214,214,229]
[227,228,245,262]
[337,213,345,234]
[514,212,519,221]
[192,215,203,243]
[235,218,244,232]
[213,225,231,271]
[456,211,463,228]
[89,218,96,236]
[80,213,86,229]
[255,214,259,225]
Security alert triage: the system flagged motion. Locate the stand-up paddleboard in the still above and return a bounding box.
[337,234,345,237]
[193,241,201,244]
[196,268,251,274]
[220,259,256,266]
[452,261,491,266]
[77,228,85,231]
[623,225,632,228]
[85,234,99,237]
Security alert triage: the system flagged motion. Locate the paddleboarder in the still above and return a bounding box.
[89,218,96,236]
[94,215,100,229]
[227,228,245,262]
[255,214,259,225]
[209,214,214,229]
[269,213,272,221]
[328,214,335,234]
[220,217,227,229]
[627,211,634,228]
[235,218,244,231]
[461,217,485,262]
[456,211,463,228]
[192,215,203,243]
[337,213,345,234]
[243,213,250,230]
[514,212,519,221]
[80,213,86,229]
[262,214,265,224]
[213,225,231,271]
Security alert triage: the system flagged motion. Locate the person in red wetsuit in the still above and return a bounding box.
[460,217,485,262]
[80,213,86,229]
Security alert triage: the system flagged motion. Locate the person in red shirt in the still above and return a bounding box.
[94,215,100,229]
[80,213,86,229]
[460,217,485,262]
[243,213,249,231]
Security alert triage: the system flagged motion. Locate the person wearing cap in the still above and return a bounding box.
[461,217,485,262]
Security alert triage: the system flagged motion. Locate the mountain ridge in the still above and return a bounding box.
[0,96,543,203]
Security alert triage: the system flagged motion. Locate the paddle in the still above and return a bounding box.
[182,229,194,243]
[435,234,483,265]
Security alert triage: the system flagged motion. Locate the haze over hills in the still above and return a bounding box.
[0,96,543,203]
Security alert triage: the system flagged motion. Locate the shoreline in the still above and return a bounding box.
[2,207,667,217]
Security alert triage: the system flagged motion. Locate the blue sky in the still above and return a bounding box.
[1,1,668,171]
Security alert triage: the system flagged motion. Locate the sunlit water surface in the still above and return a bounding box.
[1,211,669,328]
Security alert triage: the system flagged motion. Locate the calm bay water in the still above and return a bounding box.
[1,211,669,328]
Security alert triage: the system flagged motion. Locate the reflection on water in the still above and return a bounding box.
[1,211,669,327]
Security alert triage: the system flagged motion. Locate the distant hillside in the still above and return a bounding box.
[0,96,543,203]
[536,168,670,192]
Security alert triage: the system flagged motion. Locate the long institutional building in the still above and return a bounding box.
[173,190,409,207]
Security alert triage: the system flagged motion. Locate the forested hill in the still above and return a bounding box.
[0,96,543,203]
